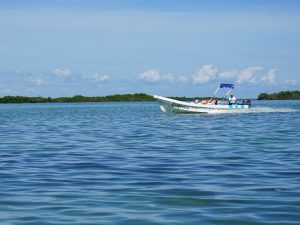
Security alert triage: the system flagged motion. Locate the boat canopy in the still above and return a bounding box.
[211,83,234,102]
[220,83,234,89]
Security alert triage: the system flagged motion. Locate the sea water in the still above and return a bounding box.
[0,100,299,225]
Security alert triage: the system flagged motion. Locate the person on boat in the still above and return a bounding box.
[201,99,208,104]
[210,100,217,105]
[229,94,237,105]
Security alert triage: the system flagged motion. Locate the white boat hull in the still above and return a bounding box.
[154,95,249,113]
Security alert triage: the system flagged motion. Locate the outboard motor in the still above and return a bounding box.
[243,99,251,108]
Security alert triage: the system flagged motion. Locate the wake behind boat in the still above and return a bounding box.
[154,83,251,113]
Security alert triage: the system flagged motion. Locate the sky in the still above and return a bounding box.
[0,0,299,98]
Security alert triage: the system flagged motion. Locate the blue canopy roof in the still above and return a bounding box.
[220,83,234,89]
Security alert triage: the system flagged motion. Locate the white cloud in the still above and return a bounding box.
[28,77,45,85]
[53,68,72,78]
[139,70,160,82]
[161,73,174,82]
[284,79,298,85]
[261,69,276,84]
[192,64,218,84]
[219,67,277,85]
[178,75,189,82]
[32,78,45,85]
[219,70,238,79]
[237,66,262,84]
[139,69,174,83]
[86,73,110,82]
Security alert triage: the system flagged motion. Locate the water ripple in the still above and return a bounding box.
[0,101,300,224]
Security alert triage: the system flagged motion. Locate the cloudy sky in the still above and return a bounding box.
[0,0,299,97]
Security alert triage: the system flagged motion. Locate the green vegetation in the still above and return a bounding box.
[0,93,155,103]
[0,96,51,103]
[0,93,218,104]
[54,93,155,103]
[258,90,300,100]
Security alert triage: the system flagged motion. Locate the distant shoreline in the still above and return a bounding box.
[258,90,300,100]
[0,93,211,104]
[1,90,299,103]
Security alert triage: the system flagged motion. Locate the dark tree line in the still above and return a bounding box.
[0,93,212,104]
[258,90,300,100]
[6,90,297,103]
[0,93,154,103]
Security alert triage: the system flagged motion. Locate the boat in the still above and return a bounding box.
[154,83,251,113]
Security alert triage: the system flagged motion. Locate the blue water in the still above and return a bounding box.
[0,100,300,225]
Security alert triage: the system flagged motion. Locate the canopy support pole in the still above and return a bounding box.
[222,88,233,103]
[209,87,220,101]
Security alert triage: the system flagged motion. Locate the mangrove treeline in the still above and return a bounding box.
[2,90,299,103]
[0,93,213,104]
[0,93,154,103]
[257,90,300,100]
